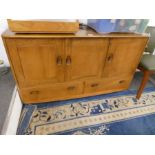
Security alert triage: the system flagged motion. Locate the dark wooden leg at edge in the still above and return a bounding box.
[136,70,150,99]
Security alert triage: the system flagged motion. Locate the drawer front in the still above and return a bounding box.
[20,81,84,103]
[84,76,132,94]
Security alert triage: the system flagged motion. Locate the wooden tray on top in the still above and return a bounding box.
[7,19,79,33]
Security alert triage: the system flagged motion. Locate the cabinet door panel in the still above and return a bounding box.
[102,38,148,77]
[6,39,65,87]
[66,38,109,81]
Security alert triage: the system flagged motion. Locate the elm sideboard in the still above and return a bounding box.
[2,28,149,104]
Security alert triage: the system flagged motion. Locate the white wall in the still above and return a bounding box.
[148,19,155,26]
[0,19,9,66]
[0,19,155,66]
[0,19,88,66]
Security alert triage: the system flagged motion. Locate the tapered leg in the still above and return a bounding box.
[136,70,150,99]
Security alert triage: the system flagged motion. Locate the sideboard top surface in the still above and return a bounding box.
[2,28,149,39]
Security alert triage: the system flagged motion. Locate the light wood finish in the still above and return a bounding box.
[7,19,79,33]
[65,38,109,81]
[2,29,149,39]
[20,81,84,103]
[20,81,130,104]
[84,75,132,94]
[102,38,148,77]
[2,28,149,104]
[20,75,133,104]
[5,39,65,87]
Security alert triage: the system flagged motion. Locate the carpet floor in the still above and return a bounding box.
[17,72,155,135]
[0,67,15,133]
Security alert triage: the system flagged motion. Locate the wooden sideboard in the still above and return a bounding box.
[2,28,149,104]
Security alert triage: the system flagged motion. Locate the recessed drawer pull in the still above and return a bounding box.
[67,86,75,90]
[66,56,71,65]
[30,91,40,95]
[119,80,125,84]
[107,53,113,62]
[91,83,99,87]
[56,56,62,65]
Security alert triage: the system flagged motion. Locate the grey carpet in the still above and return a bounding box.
[0,67,15,133]
[130,72,155,90]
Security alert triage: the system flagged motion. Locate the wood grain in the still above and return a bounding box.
[5,39,65,87]
[2,29,149,39]
[7,19,79,33]
[2,28,149,104]
[102,38,148,77]
[65,38,109,81]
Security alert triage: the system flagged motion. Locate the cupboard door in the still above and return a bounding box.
[5,39,65,87]
[102,38,148,77]
[66,38,109,81]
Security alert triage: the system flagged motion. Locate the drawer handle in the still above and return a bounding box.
[91,83,99,87]
[67,86,75,90]
[30,91,40,95]
[66,56,71,65]
[119,80,125,84]
[56,56,62,65]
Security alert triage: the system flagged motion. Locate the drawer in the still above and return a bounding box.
[20,81,84,103]
[84,76,132,94]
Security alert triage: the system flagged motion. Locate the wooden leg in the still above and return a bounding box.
[136,70,150,99]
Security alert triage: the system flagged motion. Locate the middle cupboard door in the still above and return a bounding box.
[65,38,109,81]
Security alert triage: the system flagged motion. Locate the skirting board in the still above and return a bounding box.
[1,86,22,135]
